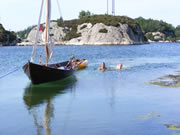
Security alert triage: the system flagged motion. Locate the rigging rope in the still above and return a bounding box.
[56,0,63,18]
[0,67,20,79]
[56,0,67,34]
[56,0,75,58]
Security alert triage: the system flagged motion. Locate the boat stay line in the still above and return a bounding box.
[0,67,20,79]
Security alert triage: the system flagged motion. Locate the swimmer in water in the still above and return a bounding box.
[116,64,123,70]
[98,62,107,71]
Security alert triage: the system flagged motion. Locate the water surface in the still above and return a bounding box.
[1,43,180,135]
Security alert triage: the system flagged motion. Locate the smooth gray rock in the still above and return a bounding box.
[27,22,146,45]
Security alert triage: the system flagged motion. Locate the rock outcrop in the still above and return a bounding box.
[27,21,147,45]
[145,32,166,42]
[27,22,65,43]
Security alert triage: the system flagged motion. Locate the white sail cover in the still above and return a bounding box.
[31,0,54,62]
[31,0,44,62]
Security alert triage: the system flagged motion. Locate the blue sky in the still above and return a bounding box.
[0,0,179,31]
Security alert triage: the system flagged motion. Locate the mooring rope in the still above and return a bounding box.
[0,67,21,79]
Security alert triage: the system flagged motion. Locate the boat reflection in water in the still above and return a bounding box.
[23,76,77,135]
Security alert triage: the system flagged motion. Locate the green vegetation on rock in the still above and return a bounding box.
[63,25,81,41]
[80,25,87,30]
[99,28,108,33]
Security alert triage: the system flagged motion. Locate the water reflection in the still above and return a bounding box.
[23,76,77,135]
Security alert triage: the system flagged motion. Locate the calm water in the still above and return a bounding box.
[1,43,180,135]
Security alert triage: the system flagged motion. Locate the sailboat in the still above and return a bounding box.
[23,0,77,85]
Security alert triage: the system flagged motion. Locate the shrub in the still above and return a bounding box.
[99,28,108,33]
[63,25,82,41]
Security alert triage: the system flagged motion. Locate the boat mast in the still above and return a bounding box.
[45,0,49,66]
[107,0,109,15]
[112,0,115,16]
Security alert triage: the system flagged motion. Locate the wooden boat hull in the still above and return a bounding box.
[23,61,75,85]
[78,59,88,69]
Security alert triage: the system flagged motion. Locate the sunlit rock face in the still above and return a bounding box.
[27,22,147,45]
[27,22,65,43]
[67,23,146,45]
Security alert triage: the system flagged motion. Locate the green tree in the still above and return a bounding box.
[57,17,64,27]
[175,25,180,40]
[0,23,17,43]
[0,24,6,42]
[79,10,91,18]
[16,25,35,39]
[135,17,175,34]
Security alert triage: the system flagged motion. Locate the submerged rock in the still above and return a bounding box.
[173,133,180,135]
[149,72,180,87]
[165,124,180,131]
[136,112,161,119]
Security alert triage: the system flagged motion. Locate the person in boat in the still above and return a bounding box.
[64,58,78,70]
[70,60,77,69]
[98,62,107,71]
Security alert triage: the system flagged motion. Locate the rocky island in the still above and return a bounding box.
[20,15,147,45]
[13,15,180,46]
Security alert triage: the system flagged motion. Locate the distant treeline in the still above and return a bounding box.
[0,24,17,43]
[135,17,180,41]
